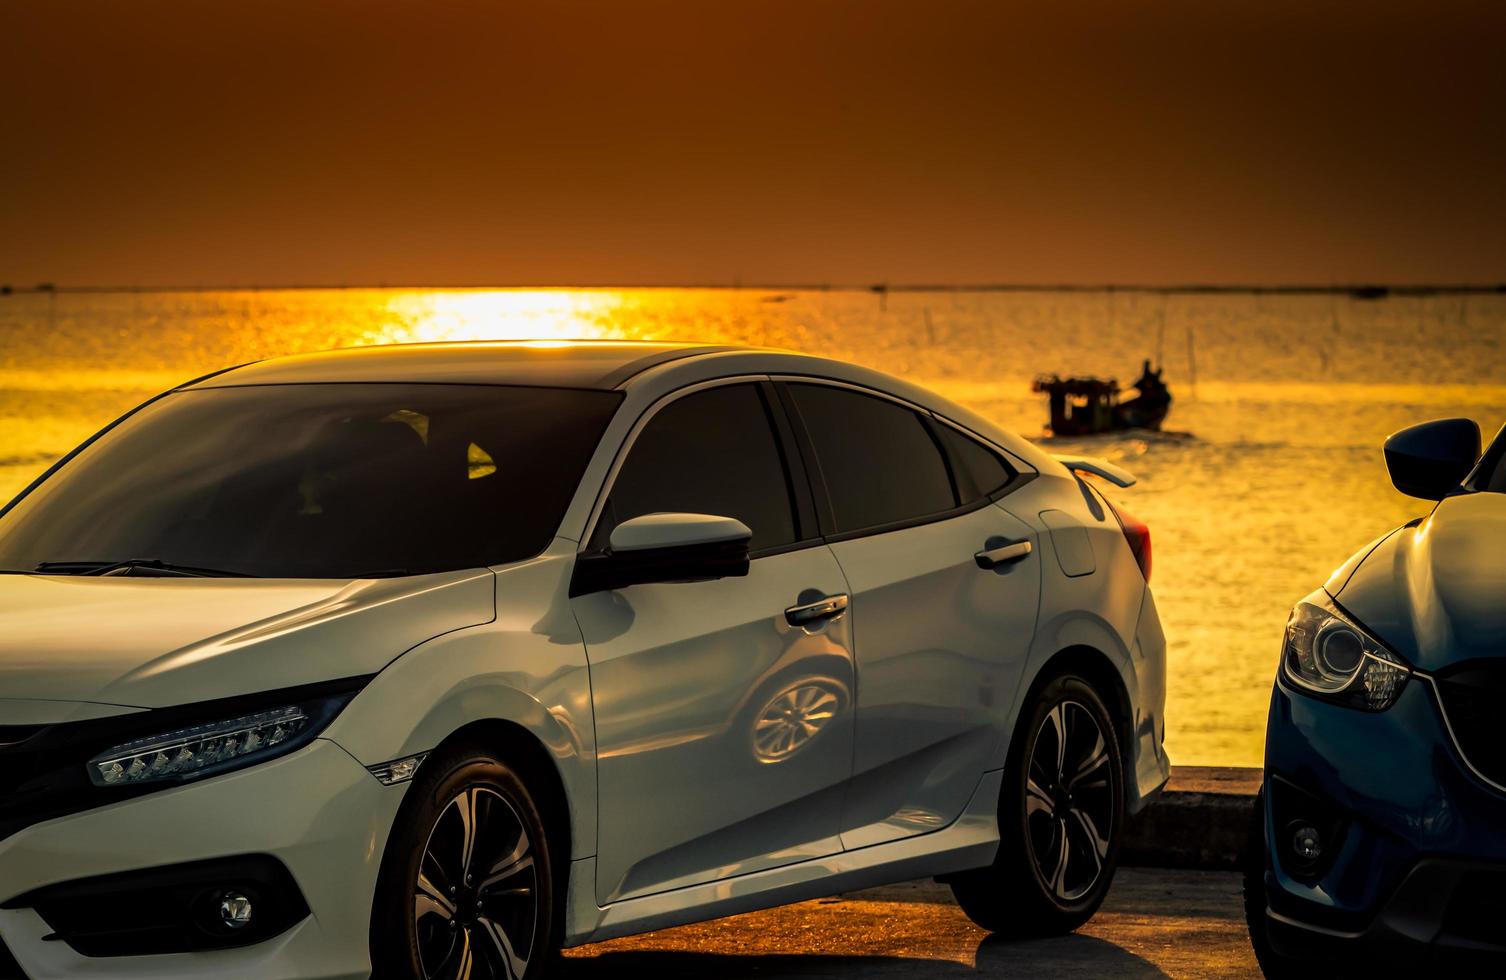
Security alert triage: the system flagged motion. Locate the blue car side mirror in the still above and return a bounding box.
[1383,418,1481,500]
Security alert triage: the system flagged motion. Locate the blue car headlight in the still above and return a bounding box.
[1281,590,1410,711]
[86,693,354,788]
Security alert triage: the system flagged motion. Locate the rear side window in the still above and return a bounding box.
[596,383,799,552]
[789,384,955,533]
[936,423,1015,502]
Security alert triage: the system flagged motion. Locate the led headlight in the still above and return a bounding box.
[1281,590,1409,711]
[87,693,352,788]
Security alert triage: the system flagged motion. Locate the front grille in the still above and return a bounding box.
[1434,664,1506,790]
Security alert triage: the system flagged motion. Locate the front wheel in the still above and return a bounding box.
[950,673,1124,936]
[372,745,556,979]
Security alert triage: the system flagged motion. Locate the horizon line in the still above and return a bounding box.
[5,281,1506,297]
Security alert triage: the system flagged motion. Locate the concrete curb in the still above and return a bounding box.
[1122,766,1260,871]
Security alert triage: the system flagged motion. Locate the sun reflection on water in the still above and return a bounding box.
[373,289,635,345]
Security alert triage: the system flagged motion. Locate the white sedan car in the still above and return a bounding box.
[0,342,1168,980]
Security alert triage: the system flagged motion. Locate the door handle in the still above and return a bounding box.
[785,593,850,627]
[975,540,1032,569]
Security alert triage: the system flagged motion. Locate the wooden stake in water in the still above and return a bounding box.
[1186,324,1198,398]
[1156,297,1167,368]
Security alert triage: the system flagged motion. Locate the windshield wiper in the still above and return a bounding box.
[34,559,249,578]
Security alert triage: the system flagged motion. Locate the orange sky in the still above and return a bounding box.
[3,1,1505,287]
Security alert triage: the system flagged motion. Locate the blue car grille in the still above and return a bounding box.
[1434,666,1506,790]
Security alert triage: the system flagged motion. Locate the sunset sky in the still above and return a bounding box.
[4,1,1505,287]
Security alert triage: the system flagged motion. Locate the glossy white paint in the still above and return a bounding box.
[830,503,1041,850]
[565,769,1004,945]
[0,342,1169,976]
[573,546,855,904]
[1052,455,1138,488]
[0,700,142,726]
[607,512,752,552]
[0,570,495,706]
[0,740,400,980]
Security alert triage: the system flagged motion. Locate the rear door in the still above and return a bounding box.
[781,381,1042,849]
[572,381,857,904]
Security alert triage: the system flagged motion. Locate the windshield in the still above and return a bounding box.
[1480,425,1506,494]
[0,383,621,578]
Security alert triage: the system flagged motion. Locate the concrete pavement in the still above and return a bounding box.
[562,868,1260,978]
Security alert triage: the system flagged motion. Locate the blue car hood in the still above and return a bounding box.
[1333,492,1506,672]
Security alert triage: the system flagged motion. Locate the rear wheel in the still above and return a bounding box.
[372,745,556,979]
[950,673,1123,936]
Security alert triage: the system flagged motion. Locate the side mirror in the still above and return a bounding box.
[570,513,752,596]
[1383,418,1480,500]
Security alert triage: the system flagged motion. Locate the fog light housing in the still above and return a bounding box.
[217,891,254,930]
[2,855,309,956]
[1290,823,1323,863]
[1269,776,1345,879]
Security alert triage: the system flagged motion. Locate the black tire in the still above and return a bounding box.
[372,744,557,980]
[1243,789,1331,980]
[950,672,1124,937]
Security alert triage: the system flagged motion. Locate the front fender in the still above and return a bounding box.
[322,551,598,858]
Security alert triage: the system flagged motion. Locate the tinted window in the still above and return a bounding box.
[597,384,799,552]
[0,384,621,577]
[1484,440,1506,493]
[790,384,956,533]
[937,423,1015,502]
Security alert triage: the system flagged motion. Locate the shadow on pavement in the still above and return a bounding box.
[563,933,1172,978]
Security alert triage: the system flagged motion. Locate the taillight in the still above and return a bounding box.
[1109,501,1152,582]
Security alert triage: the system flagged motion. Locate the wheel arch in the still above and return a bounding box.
[1014,644,1136,796]
[428,717,575,904]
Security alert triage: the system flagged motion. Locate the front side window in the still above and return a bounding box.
[0,383,622,577]
[595,383,799,552]
[788,383,956,533]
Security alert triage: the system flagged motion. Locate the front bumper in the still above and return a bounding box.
[1266,857,1506,969]
[0,738,404,979]
[1261,676,1506,964]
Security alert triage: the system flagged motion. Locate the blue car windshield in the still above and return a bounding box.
[1484,452,1506,492]
[0,383,621,578]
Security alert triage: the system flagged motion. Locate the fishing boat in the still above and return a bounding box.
[1033,360,1172,436]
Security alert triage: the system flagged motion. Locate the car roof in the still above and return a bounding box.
[182,339,1062,476]
[185,340,747,391]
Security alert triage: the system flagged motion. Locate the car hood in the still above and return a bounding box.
[0,570,495,713]
[1333,492,1506,672]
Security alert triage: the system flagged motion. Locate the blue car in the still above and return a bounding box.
[1246,417,1506,975]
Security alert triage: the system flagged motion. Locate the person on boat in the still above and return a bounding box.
[1116,359,1172,430]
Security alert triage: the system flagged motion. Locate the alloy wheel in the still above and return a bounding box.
[413,787,538,980]
[1025,700,1115,902]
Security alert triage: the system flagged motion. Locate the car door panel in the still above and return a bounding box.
[829,503,1040,849]
[572,380,856,906]
[779,381,1042,851]
[575,547,854,904]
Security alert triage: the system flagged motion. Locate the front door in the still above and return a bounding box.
[573,381,856,905]
[783,382,1042,849]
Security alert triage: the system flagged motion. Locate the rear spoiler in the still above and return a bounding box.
[1053,455,1137,488]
